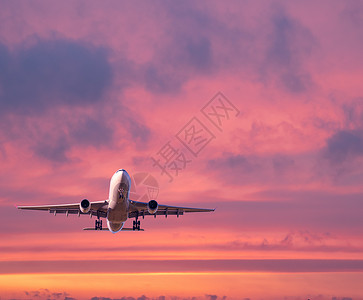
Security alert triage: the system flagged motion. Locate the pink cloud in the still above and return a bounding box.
[1,1,363,299]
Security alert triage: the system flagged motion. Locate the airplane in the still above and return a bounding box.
[17,169,215,233]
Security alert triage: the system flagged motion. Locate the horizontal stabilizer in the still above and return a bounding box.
[83,227,144,231]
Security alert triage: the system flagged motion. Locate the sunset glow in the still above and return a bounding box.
[1,1,363,299]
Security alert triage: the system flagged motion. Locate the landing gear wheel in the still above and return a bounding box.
[95,219,103,230]
[133,219,141,231]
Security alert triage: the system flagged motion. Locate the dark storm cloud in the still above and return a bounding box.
[342,99,363,127]
[141,35,213,93]
[272,155,295,173]
[125,115,151,144]
[139,1,236,94]
[0,37,153,162]
[29,116,115,162]
[32,135,71,163]
[89,296,219,300]
[70,117,114,147]
[0,38,112,115]
[162,1,215,69]
[323,130,363,163]
[139,2,316,95]
[208,153,262,174]
[341,0,363,28]
[163,2,316,94]
[141,38,214,94]
[23,289,70,300]
[205,295,226,300]
[143,65,185,94]
[261,6,316,93]
[4,110,148,163]
[90,297,162,300]
[184,37,213,70]
[207,152,296,185]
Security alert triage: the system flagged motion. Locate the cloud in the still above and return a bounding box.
[89,296,157,300]
[1,227,360,255]
[206,152,297,185]
[342,99,363,128]
[24,115,115,163]
[27,114,149,162]
[205,295,226,300]
[142,64,185,94]
[0,2,311,100]
[23,289,71,300]
[138,1,247,94]
[272,155,295,173]
[261,5,316,93]
[71,117,114,146]
[208,153,261,174]
[32,135,71,163]
[314,100,363,181]
[139,3,216,94]
[323,130,363,163]
[89,296,224,300]
[203,191,363,233]
[3,259,363,274]
[0,38,113,115]
[0,37,154,163]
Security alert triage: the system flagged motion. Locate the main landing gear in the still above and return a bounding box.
[94,215,142,231]
[133,215,141,231]
[95,219,103,230]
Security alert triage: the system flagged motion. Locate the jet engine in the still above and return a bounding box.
[80,199,91,214]
[147,200,158,214]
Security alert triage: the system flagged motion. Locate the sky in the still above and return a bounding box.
[0,0,363,299]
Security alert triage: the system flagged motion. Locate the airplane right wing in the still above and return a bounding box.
[128,200,215,218]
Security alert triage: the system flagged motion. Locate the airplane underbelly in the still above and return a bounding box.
[107,220,124,233]
[107,200,128,223]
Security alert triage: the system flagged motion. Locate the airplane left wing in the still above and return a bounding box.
[17,200,109,218]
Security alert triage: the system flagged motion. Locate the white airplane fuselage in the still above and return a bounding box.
[106,169,131,233]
